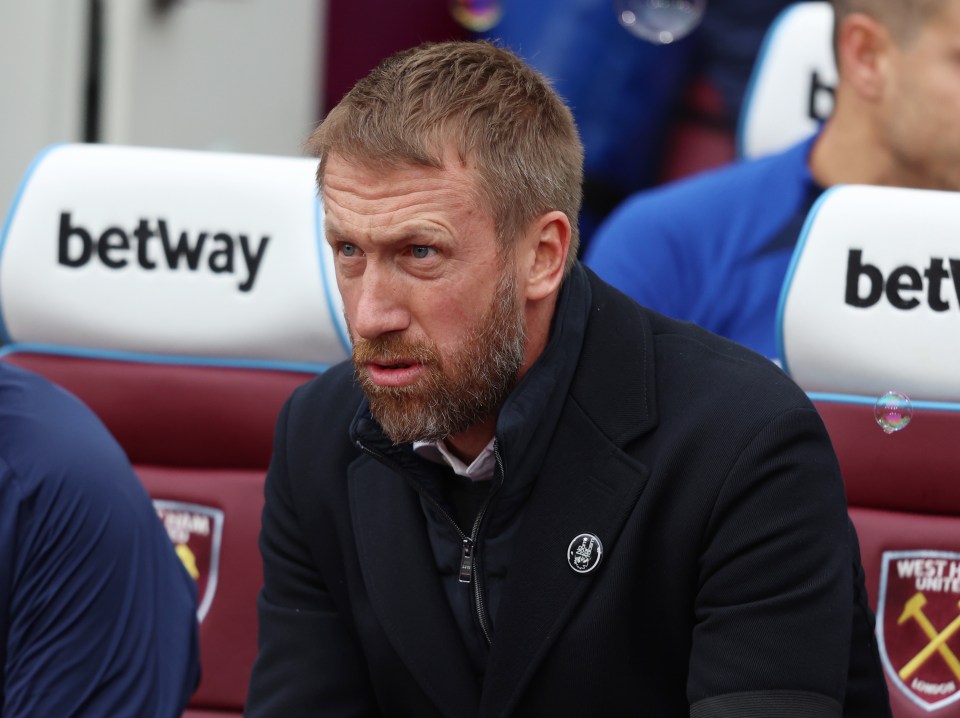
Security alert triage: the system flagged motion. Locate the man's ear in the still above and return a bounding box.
[522,211,571,301]
[838,13,892,101]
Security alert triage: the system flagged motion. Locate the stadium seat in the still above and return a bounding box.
[778,184,960,715]
[0,143,349,716]
[737,1,835,159]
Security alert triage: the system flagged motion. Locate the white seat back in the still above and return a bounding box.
[0,143,348,371]
[777,183,960,717]
[778,184,960,407]
[737,2,836,159]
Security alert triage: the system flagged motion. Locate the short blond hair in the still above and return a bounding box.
[307,41,584,274]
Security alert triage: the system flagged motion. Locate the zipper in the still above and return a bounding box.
[469,443,504,644]
[459,538,475,583]
[356,437,505,646]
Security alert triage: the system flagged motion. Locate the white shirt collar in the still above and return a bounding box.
[412,437,496,482]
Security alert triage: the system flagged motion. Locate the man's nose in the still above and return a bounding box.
[349,264,410,340]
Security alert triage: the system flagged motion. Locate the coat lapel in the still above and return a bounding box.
[349,456,480,718]
[480,278,658,717]
[479,405,650,717]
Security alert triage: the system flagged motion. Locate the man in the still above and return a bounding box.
[585,0,960,361]
[0,362,200,716]
[247,41,889,717]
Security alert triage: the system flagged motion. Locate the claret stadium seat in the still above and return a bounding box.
[737,1,835,160]
[0,143,350,716]
[778,185,960,716]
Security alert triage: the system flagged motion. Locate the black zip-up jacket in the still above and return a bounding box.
[348,263,592,674]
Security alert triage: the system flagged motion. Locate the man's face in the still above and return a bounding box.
[323,151,526,444]
[882,0,960,190]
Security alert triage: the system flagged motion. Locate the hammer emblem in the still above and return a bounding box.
[897,592,960,682]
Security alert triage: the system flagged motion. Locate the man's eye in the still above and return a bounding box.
[340,243,358,257]
[410,245,434,259]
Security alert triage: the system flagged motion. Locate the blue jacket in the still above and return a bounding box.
[0,362,200,717]
[586,136,823,361]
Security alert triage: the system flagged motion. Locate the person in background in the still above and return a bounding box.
[0,361,200,716]
[585,0,960,362]
[246,40,889,717]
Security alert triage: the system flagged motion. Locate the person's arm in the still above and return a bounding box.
[246,396,378,718]
[688,407,854,717]
[584,189,702,320]
[2,414,200,717]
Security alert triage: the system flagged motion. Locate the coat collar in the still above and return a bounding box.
[570,267,659,446]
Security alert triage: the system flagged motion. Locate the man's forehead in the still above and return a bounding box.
[321,170,492,246]
[323,210,454,243]
[322,153,480,210]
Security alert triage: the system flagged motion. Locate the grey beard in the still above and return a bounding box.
[357,270,525,445]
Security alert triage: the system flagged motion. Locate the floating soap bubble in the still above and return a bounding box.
[874,391,912,434]
[450,0,502,32]
[615,0,706,44]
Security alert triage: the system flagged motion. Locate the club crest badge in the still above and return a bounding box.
[154,500,224,623]
[567,533,603,574]
[877,550,960,712]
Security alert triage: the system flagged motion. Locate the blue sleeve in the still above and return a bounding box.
[584,185,705,320]
[0,367,200,717]
[585,141,816,358]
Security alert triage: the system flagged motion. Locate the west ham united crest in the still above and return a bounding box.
[878,550,960,712]
[154,500,224,623]
[568,533,603,574]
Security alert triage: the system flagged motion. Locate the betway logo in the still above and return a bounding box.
[845,249,960,310]
[57,212,270,292]
[807,70,834,122]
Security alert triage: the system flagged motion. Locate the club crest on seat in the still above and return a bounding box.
[877,550,960,712]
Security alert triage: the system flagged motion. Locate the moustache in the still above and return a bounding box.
[352,335,439,367]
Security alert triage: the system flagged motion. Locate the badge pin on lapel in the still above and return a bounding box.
[568,533,603,574]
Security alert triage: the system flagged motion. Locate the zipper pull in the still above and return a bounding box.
[459,538,475,584]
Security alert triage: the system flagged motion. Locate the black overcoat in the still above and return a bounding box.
[247,268,889,717]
